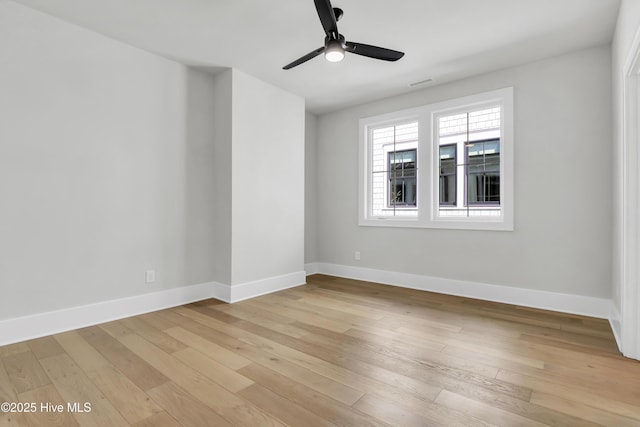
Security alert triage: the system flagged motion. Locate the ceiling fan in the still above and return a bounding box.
[283,0,405,70]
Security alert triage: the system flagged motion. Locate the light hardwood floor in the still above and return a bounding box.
[1,274,639,426]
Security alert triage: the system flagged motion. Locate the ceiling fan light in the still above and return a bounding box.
[325,40,345,62]
[325,49,345,62]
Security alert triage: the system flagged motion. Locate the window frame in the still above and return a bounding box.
[360,115,420,225]
[359,87,514,231]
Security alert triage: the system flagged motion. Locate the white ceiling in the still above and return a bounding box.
[13,0,621,114]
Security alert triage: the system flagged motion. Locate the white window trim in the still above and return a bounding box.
[358,87,514,231]
[359,112,422,227]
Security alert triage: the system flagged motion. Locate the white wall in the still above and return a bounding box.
[230,69,305,286]
[305,112,318,264]
[211,70,233,285]
[0,2,219,320]
[315,46,612,299]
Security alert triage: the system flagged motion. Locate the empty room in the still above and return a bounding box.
[1,0,640,425]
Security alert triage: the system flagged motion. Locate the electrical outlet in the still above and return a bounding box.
[145,270,156,284]
[354,251,361,261]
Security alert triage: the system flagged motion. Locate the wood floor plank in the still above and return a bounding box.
[261,292,383,326]
[0,413,30,427]
[503,335,640,376]
[146,382,234,427]
[293,323,533,402]
[380,311,465,333]
[170,310,444,409]
[97,321,133,339]
[287,288,388,320]
[308,279,445,314]
[238,362,391,427]
[434,389,550,427]
[523,360,640,403]
[172,347,253,393]
[211,302,311,338]
[17,384,80,427]
[168,320,363,407]
[170,306,243,334]
[0,343,29,358]
[0,357,18,403]
[176,304,443,406]
[185,299,533,411]
[449,340,545,369]
[260,331,443,403]
[86,365,163,424]
[39,354,129,427]
[434,381,602,427]
[238,344,365,406]
[398,325,546,368]
[137,312,179,332]
[53,331,110,373]
[117,332,287,427]
[26,337,65,360]
[77,326,169,392]
[441,344,544,374]
[345,327,499,378]
[530,391,640,427]
[550,337,630,359]
[354,392,484,427]
[163,326,252,370]
[0,359,29,427]
[239,298,353,333]
[2,350,51,393]
[238,382,338,427]
[118,317,187,354]
[519,331,620,355]
[453,324,634,379]
[172,310,363,405]
[346,322,446,352]
[146,308,199,330]
[498,360,640,406]
[497,369,640,421]
[132,412,181,427]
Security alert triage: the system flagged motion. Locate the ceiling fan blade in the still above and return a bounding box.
[345,41,404,61]
[314,0,338,36]
[283,47,325,70]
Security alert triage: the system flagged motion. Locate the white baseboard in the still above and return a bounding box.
[609,304,623,352]
[304,262,320,276]
[0,270,307,346]
[0,281,219,347]
[1,263,613,347]
[306,262,613,320]
[226,270,307,303]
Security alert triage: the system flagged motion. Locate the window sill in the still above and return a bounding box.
[359,216,513,231]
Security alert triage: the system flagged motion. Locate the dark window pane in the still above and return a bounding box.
[465,139,500,206]
[405,178,416,205]
[439,144,457,206]
[440,175,456,205]
[389,177,416,206]
[440,158,455,175]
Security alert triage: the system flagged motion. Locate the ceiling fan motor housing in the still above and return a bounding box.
[325,34,346,49]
